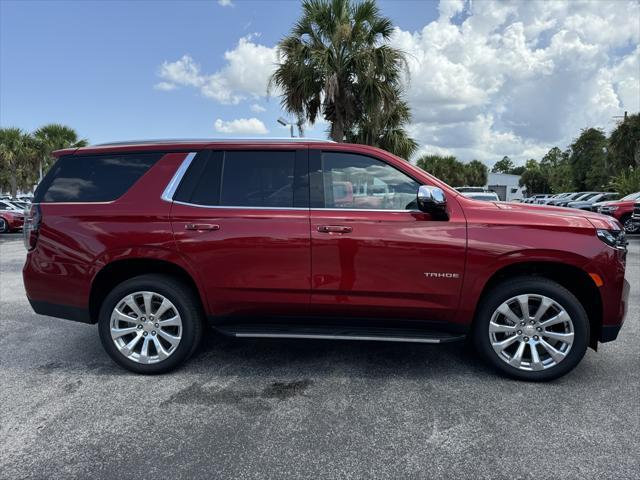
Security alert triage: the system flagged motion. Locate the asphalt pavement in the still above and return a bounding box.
[1,232,638,479]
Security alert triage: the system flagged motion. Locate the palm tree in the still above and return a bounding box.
[464,160,488,186]
[0,128,35,197]
[270,0,416,156]
[33,124,87,181]
[345,90,418,158]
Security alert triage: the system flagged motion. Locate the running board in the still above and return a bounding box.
[214,324,466,344]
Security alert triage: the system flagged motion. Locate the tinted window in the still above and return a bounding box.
[0,201,18,210]
[35,153,162,203]
[321,152,419,210]
[186,150,299,208]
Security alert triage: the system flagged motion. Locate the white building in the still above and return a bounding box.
[485,172,526,201]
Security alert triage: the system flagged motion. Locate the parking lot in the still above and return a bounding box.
[0,232,638,479]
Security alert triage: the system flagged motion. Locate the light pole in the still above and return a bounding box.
[277,117,295,138]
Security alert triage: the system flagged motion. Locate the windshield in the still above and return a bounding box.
[574,192,598,201]
[620,192,640,201]
[0,200,20,211]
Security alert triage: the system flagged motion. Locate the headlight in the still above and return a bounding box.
[597,229,627,249]
[600,206,618,212]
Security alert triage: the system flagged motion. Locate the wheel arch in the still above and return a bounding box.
[472,261,602,349]
[89,258,205,324]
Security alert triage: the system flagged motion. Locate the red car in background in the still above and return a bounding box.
[0,200,24,233]
[592,192,640,234]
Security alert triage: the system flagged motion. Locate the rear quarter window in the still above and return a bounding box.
[34,153,163,203]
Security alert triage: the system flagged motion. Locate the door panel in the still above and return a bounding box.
[310,150,466,323]
[170,148,311,318]
[172,206,311,317]
[311,209,466,322]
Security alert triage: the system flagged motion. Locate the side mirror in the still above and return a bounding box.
[417,185,448,217]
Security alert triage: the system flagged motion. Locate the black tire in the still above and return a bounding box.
[0,218,8,233]
[98,274,204,374]
[473,276,589,381]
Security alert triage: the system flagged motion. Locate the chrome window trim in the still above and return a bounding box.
[172,200,309,211]
[161,152,197,202]
[161,151,421,213]
[170,201,420,213]
[311,208,421,213]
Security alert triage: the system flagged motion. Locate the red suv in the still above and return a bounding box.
[23,140,629,380]
[593,192,640,234]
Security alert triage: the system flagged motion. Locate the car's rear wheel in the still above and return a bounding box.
[621,214,639,234]
[98,274,204,374]
[473,277,589,381]
[0,218,8,233]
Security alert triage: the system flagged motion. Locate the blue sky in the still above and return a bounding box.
[1,0,638,165]
[0,0,438,144]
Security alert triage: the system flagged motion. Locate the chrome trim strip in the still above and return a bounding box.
[172,200,309,211]
[168,201,420,213]
[161,152,197,202]
[311,208,421,213]
[232,332,443,343]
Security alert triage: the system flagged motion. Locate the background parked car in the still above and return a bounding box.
[594,191,640,233]
[538,193,570,205]
[0,201,24,233]
[555,192,600,207]
[567,192,619,210]
[523,194,550,203]
[546,192,584,206]
[455,186,486,193]
[460,191,501,201]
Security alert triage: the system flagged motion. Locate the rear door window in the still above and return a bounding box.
[34,153,162,203]
[177,150,307,208]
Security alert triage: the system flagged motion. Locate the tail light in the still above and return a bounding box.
[23,203,41,250]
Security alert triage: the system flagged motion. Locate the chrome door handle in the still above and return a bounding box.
[185,223,220,231]
[317,225,352,234]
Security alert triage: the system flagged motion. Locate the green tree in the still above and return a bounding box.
[270,0,416,156]
[491,156,514,173]
[539,146,573,192]
[569,128,609,190]
[416,154,466,186]
[609,166,640,196]
[519,159,551,195]
[345,90,417,159]
[464,159,488,186]
[33,124,87,181]
[0,128,36,197]
[609,113,640,171]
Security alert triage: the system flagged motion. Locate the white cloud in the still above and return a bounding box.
[218,0,233,6]
[155,36,277,105]
[155,0,639,165]
[391,0,640,165]
[214,117,269,135]
[154,81,177,91]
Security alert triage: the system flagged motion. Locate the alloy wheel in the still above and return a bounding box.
[110,291,183,364]
[623,218,639,234]
[488,294,574,372]
[0,218,7,233]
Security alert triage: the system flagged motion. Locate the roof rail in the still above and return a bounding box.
[92,138,334,147]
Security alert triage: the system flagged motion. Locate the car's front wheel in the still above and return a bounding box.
[621,214,639,234]
[473,277,589,381]
[0,218,8,233]
[98,274,204,374]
